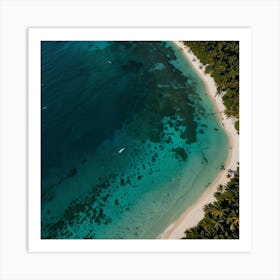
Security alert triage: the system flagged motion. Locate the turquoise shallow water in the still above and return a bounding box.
[41,41,228,239]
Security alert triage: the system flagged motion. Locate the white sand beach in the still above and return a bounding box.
[159,41,239,239]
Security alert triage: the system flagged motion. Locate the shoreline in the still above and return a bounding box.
[159,41,239,239]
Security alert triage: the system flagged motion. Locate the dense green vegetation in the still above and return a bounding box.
[183,168,239,239]
[174,42,240,239]
[234,120,239,132]
[184,41,239,132]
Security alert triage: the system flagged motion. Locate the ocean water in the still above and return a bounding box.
[41,41,228,239]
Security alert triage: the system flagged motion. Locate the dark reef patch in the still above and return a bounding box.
[172,147,188,162]
[67,167,78,178]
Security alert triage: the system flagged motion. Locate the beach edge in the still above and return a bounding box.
[159,41,239,239]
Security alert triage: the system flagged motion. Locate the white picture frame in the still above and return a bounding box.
[28,27,252,253]
[1,1,279,279]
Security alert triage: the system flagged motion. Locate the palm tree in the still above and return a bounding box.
[210,218,224,232]
[226,210,239,232]
[217,184,224,193]
[210,203,227,219]
[214,191,223,201]
[203,203,212,212]
[224,191,238,206]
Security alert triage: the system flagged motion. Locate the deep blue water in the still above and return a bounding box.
[41,41,228,239]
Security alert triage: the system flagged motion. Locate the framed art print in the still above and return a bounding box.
[28,27,252,253]
[1,0,280,279]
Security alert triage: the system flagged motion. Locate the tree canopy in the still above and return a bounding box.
[183,41,239,131]
[182,168,239,239]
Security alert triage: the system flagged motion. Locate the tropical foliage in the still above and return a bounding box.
[182,168,239,239]
[183,41,239,132]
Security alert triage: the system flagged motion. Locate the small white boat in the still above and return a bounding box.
[118,148,125,154]
[108,60,112,64]
[42,106,47,110]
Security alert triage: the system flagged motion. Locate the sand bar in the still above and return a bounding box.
[159,41,239,239]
